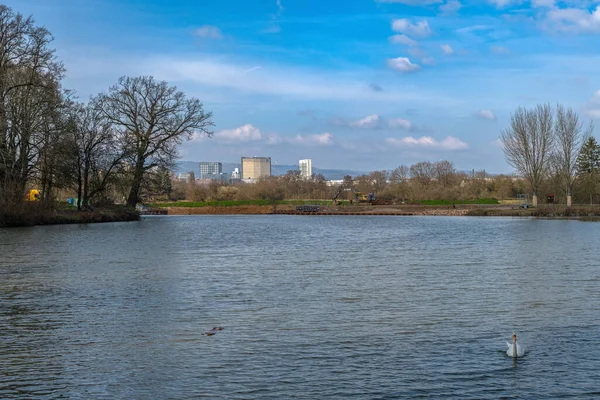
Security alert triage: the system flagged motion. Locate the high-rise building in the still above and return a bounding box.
[199,162,222,178]
[299,159,312,179]
[241,157,271,180]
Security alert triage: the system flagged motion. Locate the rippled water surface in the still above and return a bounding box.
[1,216,600,399]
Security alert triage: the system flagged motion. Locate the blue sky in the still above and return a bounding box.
[6,0,600,173]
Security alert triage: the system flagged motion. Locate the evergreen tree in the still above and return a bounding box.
[576,137,600,204]
[576,137,600,175]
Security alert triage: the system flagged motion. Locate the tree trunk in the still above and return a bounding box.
[127,162,145,207]
[76,162,83,211]
[567,195,572,207]
[82,160,90,210]
[532,195,538,207]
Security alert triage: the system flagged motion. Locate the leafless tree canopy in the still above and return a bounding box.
[390,165,409,184]
[94,76,214,206]
[433,160,456,187]
[501,104,554,197]
[553,104,592,197]
[410,161,434,186]
[0,5,64,201]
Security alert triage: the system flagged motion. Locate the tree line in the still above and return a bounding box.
[164,161,525,204]
[0,5,213,216]
[170,145,600,205]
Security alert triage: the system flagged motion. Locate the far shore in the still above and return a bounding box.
[4,203,599,228]
[153,203,600,218]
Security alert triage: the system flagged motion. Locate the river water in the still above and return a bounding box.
[1,216,599,399]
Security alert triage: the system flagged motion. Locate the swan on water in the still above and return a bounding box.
[506,332,525,357]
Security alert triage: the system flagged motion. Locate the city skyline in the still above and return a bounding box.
[7,0,600,173]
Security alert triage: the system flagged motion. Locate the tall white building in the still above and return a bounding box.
[299,159,312,179]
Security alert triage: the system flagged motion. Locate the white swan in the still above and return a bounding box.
[506,332,525,357]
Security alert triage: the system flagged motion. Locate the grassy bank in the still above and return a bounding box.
[0,204,140,228]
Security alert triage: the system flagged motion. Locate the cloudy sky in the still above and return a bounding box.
[7,0,600,173]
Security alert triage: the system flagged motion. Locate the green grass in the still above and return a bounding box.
[416,198,499,206]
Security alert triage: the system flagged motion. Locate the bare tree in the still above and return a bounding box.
[68,101,125,210]
[501,104,554,207]
[553,104,592,206]
[390,165,409,184]
[433,160,456,187]
[410,161,434,186]
[369,170,388,193]
[342,175,354,189]
[95,76,213,207]
[0,5,64,202]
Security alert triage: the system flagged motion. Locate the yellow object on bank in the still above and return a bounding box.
[26,189,41,201]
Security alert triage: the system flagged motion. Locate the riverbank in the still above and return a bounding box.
[0,205,140,228]
[152,203,600,218]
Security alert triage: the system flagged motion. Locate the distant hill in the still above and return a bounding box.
[173,161,366,180]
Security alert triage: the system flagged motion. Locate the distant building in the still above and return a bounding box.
[199,162,222,179]
[199,173,229,183]
[176,172,191,182]
[231,168,241,180]
[241,157,271,179]
[299,159,312,179]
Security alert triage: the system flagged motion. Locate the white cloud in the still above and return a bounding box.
[439,0,462,15]
[295,132,334,146]
[585,90,600,119]
[477,109,497,121]
[545,6,600,33]
[351,114,382,128]
[343,115,414,130]
[267,132,334,146]
[389,34,418,46]
[392,19,433,37]
[195,25,223,39]
[387,57,421,72]
[386,135,468,150]
[212,124,262,142]
[441,44,454,55]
